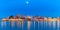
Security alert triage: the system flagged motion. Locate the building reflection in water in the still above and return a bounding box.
[16,20,21,27]
[9,19,15,27]
[1,19,60,30]
[28,21,31,30]
[20,22,22,27]
[53,21,56,28]
[1,18,6,27]
[11,22,14,27]
[38,21,39,30]
[57,21,59,30]
[34,21,35,30]
[1,21,6,27]
[22,21,23,30]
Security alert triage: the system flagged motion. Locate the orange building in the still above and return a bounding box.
[47,17,53,22]
[57,17,60,22]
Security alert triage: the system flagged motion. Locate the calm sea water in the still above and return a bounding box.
[0,20,60,30]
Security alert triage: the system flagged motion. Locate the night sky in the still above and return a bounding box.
[0,0,60,18]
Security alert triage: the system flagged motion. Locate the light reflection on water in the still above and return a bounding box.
[0,20,60,30]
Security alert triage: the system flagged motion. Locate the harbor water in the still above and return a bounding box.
[0,20,60,30]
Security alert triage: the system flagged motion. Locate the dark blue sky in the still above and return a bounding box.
[0,0,60,18]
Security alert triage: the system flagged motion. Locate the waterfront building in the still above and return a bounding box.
[8,16,15,22]
[44,17,47,21]
[25,16,32,21]
[2,18,7,22]
[57,17,60,22]
[47,17,53,22]
[52,18,57,22]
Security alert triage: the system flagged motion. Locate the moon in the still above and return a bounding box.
[26,1,29,5]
